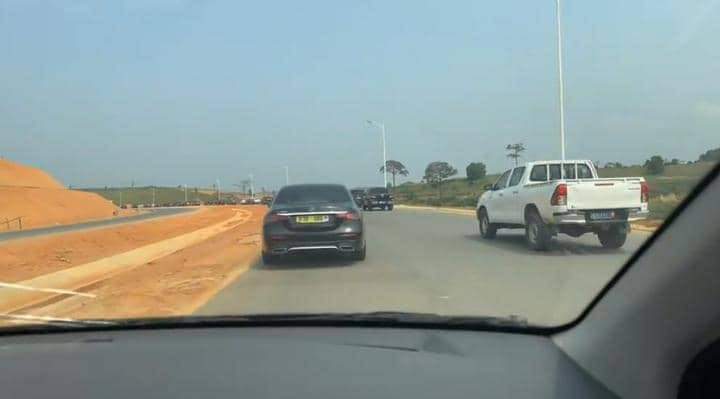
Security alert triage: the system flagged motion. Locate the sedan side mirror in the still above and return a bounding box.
[483,184,494,191]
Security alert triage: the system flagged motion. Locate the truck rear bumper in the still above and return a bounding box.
[552,209,649,224]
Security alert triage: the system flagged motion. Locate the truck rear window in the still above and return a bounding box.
[563,164,576,179]
[530,165,547,182]
[577,164,593,178]
[549,164,562,180]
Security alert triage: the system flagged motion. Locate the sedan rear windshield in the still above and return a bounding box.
[274,186,351,204]
[368,188,389,195]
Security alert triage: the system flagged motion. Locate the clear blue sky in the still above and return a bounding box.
[1,0,718,189]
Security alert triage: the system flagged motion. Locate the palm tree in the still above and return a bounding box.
[380,160,409,188]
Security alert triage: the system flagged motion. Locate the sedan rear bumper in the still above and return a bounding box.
[264,238,364,255]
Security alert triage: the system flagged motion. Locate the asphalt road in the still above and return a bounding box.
[0,207,195,243]
[199,208,650,326]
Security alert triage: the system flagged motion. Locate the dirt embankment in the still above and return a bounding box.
[0,206,267,320]
[0,159,119,230]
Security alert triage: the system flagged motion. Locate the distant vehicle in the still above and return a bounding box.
[476,160,649,250]
[252,198,262,204]
[262,184,366,263]
[350,188,366,207]
[261,196,273,206]
[362,187,393,211]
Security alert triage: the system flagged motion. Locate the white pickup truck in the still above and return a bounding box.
[476,160,649,250]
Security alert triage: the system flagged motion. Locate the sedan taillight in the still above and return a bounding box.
[265,213,289,223]
[336,211,361,221]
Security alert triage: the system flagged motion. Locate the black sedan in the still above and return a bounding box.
[262,184,366,263]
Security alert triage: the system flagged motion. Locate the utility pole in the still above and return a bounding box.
[249,174,255,198]
[216,179,220,201]
[556,0,566,161]
[184,184,188,203]
[284,166,289,186]
[119,190,123,208]
[152,187,156,206]
[366,120,388,188]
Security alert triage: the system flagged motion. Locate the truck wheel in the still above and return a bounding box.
[478,208,497,239]
[598,225,627,249]
[525,211,551,251]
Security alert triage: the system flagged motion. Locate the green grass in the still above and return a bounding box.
[81,186,218,206]
[393,162,716,221]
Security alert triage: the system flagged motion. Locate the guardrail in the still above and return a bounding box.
[3,216,23,231]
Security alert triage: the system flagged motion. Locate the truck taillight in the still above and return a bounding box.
[551,184,567,206]
[640,181,649,203]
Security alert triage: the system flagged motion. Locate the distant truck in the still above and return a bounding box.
[476,160,649,250]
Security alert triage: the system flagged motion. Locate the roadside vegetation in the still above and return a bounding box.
[393,148,718,221]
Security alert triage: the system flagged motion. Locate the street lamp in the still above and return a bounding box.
[366,120,388,188]
[556,0,566,161]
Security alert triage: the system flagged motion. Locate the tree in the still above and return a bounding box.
[698,147,720,163]
[379,160,409,188]
[644,155,665,175]
[604,161,623,168]
[505,143,526,166]
[667,158,681,166]
[466,162,487,181]
[423,161,457,202]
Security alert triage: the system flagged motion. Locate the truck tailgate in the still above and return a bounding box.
[566,179,643,210]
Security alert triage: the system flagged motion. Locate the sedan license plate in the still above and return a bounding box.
[589,211,615,221]
[295,215,329,224]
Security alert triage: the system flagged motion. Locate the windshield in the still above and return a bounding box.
[0,1,718,331]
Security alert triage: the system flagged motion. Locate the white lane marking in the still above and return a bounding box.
[439,296,450,299]
[0,313,114,325]
[0,282,96,298]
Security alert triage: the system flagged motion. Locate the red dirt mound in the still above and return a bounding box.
[0,159,118,230]
[0,158,63,188]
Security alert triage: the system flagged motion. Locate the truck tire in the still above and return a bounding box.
[525,210,551,251]
[478,208,497,239]
[598,225,627,249]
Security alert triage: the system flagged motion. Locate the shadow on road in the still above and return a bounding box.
[463,233,626,256]
[258,253,359,270]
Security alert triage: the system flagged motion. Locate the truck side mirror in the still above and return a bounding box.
[483,184,494,191]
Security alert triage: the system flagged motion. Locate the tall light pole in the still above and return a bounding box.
[556,0,566,161]
[152,187,156,207]
[366,120,388,188]
[216,179,220,201]
[184,184,188,203]
[249,174,255,197]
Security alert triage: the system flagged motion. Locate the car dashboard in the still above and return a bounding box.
[0,326,616,398]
